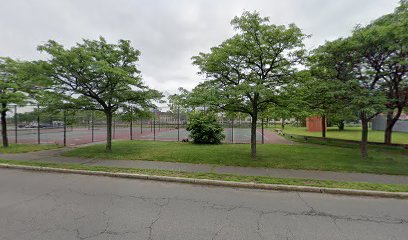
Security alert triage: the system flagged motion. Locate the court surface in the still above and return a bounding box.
[1,126,292,146]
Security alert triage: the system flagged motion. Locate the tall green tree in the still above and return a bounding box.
[192,11,307,159]
[356,1,408,145]
[303,65,353,137]
[168,87,191,118]
[0,58,48,147]
[346,1,407,148]
[0,58,25,147]
[38,37,162,151]
[311,37,386,158]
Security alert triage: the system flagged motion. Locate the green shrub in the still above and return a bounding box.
[186,112,225,144]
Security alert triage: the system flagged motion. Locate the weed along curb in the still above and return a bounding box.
[1,163,407,199]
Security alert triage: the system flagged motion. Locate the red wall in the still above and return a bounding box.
[306,116,326,132]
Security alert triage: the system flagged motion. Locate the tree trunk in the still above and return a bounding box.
[321,114,326,138]
[105,110,113,151]
[281,118,285,130]
[384,108,402,145]
[360,116,369,158]
[337,120,345,131]
[251,115,258,159]
[1,105,9,148]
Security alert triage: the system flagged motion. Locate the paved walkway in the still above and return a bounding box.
[1,147,407,185]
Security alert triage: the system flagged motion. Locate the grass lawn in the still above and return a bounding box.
[64,140,408,176]
[0,159,406,193]
[0,144,61,154]
[279,126,408,144]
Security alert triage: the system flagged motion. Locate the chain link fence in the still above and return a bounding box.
[0,105,279,146]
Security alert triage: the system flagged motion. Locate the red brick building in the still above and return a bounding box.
[306,116,326,132]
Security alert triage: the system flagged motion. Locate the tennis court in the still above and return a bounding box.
[0,104,291,146]
[1,126,291,146]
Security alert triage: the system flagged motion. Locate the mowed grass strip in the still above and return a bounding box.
[0,144,61,153]
[279,126,408,144]
[0,159,406,193]
[63,140,408,176]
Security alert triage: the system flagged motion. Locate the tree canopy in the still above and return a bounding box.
[191,11,308,158]
[0,58,49,147]
[38,37,163,150]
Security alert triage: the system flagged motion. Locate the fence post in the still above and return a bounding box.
[231,117,234,144]
[262,118,264,144]
[140,116,143,134]
[91,111,94,142]
[37,104,40,144]
[63,110,67,147]
[88,112,91,130]
[153,115,156,141]
[238,113,241,128]
[177,106,180,141]
[14,105,17,144]
[130,111,133,140]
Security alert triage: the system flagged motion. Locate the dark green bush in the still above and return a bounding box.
[186,112,225,144]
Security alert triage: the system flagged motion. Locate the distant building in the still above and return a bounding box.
[306,116,326,132]
[156,111,187,124]
[372,113,408,133]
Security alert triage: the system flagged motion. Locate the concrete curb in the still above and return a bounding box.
[1,163,407,199]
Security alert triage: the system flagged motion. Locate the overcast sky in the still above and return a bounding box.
[0,0,400,96]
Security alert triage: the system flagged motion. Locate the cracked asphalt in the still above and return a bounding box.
[0,168,407,240]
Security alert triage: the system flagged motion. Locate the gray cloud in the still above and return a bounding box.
[0,0,399,94]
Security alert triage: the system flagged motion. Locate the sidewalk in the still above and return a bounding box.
[1,147,407,185]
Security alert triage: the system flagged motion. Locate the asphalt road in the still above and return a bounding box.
[0,169,407,240]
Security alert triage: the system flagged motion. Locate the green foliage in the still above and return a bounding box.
[191,11,308,157]
[0,58,35,110]
[37,37,163,150]
[38,37,162,113]
[191,12,307,115]
[117,106,153,122]
[0,58,50,147]
[310,39,387,119]
[167,87,191,118]
[298,71,349,116]
[186,112,225,144]
[306,1,408,152]
[358,1,408,144]
[309,25,388,156]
